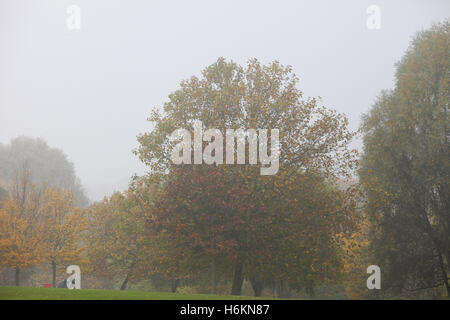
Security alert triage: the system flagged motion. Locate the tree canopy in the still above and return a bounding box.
[132,58,359,296]
[360,21,449,296]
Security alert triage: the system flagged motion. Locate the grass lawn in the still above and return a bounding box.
[0,286,272,300]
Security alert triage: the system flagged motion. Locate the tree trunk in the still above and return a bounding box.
[306,280,315,298]
[274,279,290,298]
[249,276,264,297]
[436,247,450,296]
[211,256,216,294]
[274,281,281,298]
[120,274,129,291]
[52,261,57,288]
[120,260,137,291]
[424,217,450,296]
[231,260,244,295]
[171,279,179,293]
[15,268,20,286]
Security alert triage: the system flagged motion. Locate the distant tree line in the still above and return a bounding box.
[0,136,89,207]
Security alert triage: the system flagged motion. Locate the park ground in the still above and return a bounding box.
[0,286,273,300]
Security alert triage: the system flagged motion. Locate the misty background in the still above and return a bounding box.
[1,0,449,201]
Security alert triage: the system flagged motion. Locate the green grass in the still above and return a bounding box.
[0,286,272,300]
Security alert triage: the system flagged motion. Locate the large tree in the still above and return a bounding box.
[85,188,154,291]
[39,188,87,287]
[0,169,87,286]
[360,21,449,296]
[136,58,357,295]
[0,170,47,285]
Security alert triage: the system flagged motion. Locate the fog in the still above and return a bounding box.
[1,0,448,201]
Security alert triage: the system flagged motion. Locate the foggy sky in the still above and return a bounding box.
[1,0,449,201]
